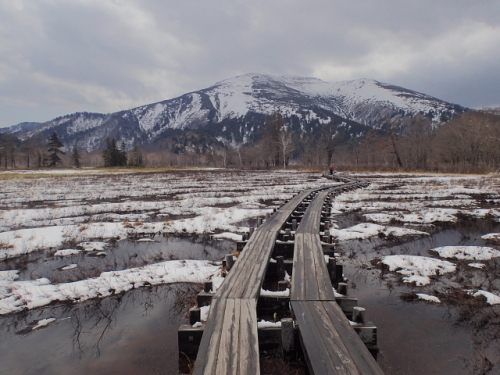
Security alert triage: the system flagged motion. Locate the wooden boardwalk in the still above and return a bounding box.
[291,189,335,301]
[193,188,318,375]
[290,189,383,375]
[190,177,382,375]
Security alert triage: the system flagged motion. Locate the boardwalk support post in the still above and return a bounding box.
[225,254,234,270]
[353,306,366,324]
[276,255,285,280]
[189,307,201,325]
[204,281,213,293]
[281,318,294,353]
[328,257,336,283]
[278,280,288,291]
[338,282,348,295]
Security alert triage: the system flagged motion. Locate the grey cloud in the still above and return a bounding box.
[1,0,499,127]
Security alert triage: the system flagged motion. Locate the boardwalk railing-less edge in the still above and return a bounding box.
[178,174,384,375]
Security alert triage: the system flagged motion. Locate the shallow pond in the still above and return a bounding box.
[0,235,233,283]
[0,236,232,375]
[0,284,195,375]
[337,217,500,375]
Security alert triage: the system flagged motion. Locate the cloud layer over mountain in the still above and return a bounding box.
[0,1,498,127]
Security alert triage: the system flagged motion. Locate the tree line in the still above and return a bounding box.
[1,109,499,173]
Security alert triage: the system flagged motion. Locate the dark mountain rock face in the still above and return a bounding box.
[3,74,467,151]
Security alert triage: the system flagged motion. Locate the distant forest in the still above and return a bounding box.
[1,108,499,174]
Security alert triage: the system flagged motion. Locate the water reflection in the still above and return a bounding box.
[0,235,232,283]
[0,283,198,375]
[0,235,231,375]
[336,215,500,375]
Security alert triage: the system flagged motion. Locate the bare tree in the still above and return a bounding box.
[276,126,294,168]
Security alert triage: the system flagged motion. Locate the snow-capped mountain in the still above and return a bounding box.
[3,73,466,151]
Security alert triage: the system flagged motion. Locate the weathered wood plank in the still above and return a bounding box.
[193,298,226,375]
[309,235,335,301]
[292,301,350,375]
[217,229,266,299]
[291,233,305,300]
[319,301,383,375]
[238,298,260,374]
[303,233,319,300]
[291,301,383,375]
[215,298,237,373]
[241,231,278,299]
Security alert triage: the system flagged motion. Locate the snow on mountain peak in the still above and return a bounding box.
[4,73,466,152]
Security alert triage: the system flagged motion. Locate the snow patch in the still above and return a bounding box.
[416,293,441,303]
[431,246,500,260]
[381,255,456,286]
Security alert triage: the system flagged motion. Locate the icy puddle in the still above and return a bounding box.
[336,217,500,375]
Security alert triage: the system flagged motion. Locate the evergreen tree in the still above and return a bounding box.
[47,132,65,167]
[102,138,128,167]
[71,143,81,168]
[119,141,128,166]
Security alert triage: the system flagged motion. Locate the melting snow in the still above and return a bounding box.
[473,290,500,305]
[257,320,281,328]
[54,249,81,256]
[260,288,290,297]
[32,318,56,330]
[0,260,220,315]
[432,246,500,260]
[482,233,500,243]
[331,223,428,241]
[381,255,456,286]
[416,293,441,303]
[468,263,486,269]
[60,264,78,271]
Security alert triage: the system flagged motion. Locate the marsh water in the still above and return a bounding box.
[1,221,500,374]
[336,216,500,375]
[0,236,232,375]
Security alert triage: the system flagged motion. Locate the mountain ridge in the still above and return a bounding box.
[1,73,467,151]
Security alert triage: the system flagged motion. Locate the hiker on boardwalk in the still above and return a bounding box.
[329,165,335,175]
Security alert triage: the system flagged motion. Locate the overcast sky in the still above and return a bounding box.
[1,0,499,127]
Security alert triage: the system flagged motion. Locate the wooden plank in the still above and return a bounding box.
[238,298,260,374]
[319,301,383,375]
[241,231,278,299]
[309,235,335,301]
[228,299,244,374]
[193,298,226,375]
[260,189,316,232]
[229,229,267,297]
[227,230,276,299]
[303,233,319,300]
[215,298,237,373]
[217,229,266,299]
[291,233,305,300]
[291,301,383,375]
[237,230,272,299]
[292,301,349,375]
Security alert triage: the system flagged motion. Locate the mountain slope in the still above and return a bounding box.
[2,73,467,151]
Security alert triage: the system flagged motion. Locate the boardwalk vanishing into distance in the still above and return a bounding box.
[179,175,384,374]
